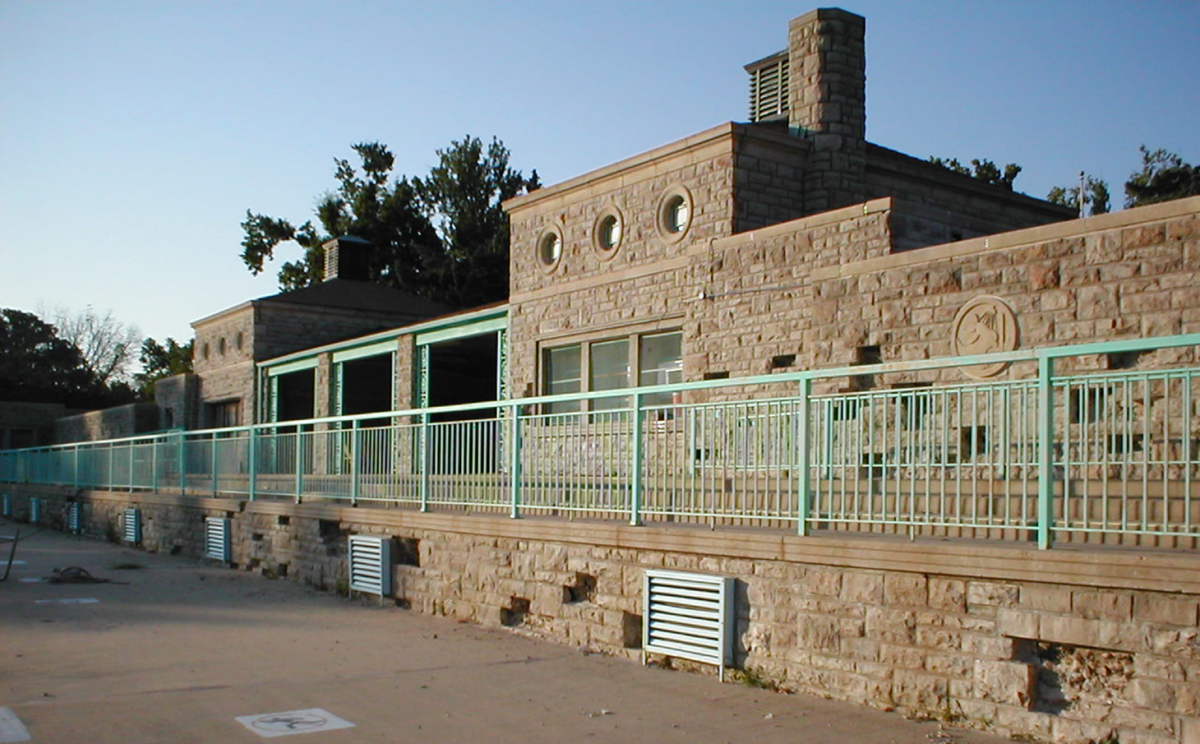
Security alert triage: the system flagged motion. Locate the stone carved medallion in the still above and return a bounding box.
[950,295,1019,379]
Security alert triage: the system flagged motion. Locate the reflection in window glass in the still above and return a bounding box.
[640,332,683,408]
[590,338,629,411]
[545,345,582,413]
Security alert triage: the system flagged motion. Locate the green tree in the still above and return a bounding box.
[928,157,1022,190]
[135,337,194,399]
[1125,146,1200,208]
[1047,176,1110,216]
[0,308,132,408]
[241,138,538,308]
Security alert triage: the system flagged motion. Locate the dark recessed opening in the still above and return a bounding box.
[501,597,531,627]
[318,519,340,541]
[622,612,643,649]
[564,572,597,604]
[252,533,263,542]
[703,371,730,380]
[1107,351,1145,370]
[394,537,420,567]
[770,354,796,369]
[278,515,291,526]
[961,426,989,456]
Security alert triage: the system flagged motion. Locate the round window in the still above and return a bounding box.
[537,226,564,272]
[656,185,694,243]
[592,206,625,259]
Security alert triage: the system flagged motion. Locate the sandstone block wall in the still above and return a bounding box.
[53,403,160,444]
[6,484,1197,744]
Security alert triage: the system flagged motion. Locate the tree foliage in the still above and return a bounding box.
[135,337,194,400]
[241,137,539,308]
[0,309,135,408]
[43,304,141,385]
[928,157,1022,191]
[1047,176,1111,217]
[1124,146,1200,208]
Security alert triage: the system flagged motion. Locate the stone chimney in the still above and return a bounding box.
[322,236,372,282]
[787,7,867,212]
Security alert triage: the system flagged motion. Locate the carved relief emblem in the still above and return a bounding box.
[950,295,1019,379]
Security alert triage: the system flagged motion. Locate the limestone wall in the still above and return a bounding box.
[53,403,161,443]
[6,483,1198,744]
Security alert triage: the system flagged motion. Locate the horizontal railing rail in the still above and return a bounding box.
[2,333,1198,549]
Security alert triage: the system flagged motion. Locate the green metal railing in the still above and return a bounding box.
[2,334,1198,549]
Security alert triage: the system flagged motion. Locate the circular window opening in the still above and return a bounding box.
[665,195,689,233]
[656,185,694,243]
[538,229,563,271]
[592,207,624,259]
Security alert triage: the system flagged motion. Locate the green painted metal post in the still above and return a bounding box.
[294,426,304,504]
[1037,355,1055,549]
[248,429,257,501]
[178,433,185,496]
[152,437,159,493]
[211,432,219,498]
[128,441,135,492]
[797,377,813,536]
[419,413,430,513]
[630,392,644,526]
[350,420,360,506]
[509,406,522,519]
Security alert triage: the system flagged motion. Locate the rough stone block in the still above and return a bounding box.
[883,573,927,607]
[840,571,884,604]
[928,578,966,612]
[996,608,1039,639]
[1135,595,1199,627]
[974,659,1035,708]
[1074,590,1133,621]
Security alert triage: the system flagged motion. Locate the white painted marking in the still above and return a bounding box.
[235,708,354,738]
[17,578,43,583]
[34,598,99,605]
[7,561,26,566]
[0,707,32,743]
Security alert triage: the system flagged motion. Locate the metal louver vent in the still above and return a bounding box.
[1,494,10,517]
[643,569,735,680]
[67,502,81,534]
[123,507,141,545]
[205,517,231,562]
[30,498,42,524]
[747,51,789,123]
[348,535,392,596]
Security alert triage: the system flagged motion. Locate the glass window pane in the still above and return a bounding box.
[545,345,581,413]
[590,338,629,411]
[640,332,682,408]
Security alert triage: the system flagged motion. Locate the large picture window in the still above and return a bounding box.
[542,331,682,414]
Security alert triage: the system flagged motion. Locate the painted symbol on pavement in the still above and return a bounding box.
[235,708,355,738]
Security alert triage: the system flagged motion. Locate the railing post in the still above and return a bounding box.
[128,440,135,492]
[211,432,219,498]
[294,425,304,504]
[509,405,522,519]
[73,445,80,491]
[108,445,114,491]
[248,428,258,501]
[1037,355,1055,549]
[179,433,186,495]
[630,392,644,526]
[419,413,430,512]
[152,437,159,492]
[350,420,360,507]
[797,376,813,536]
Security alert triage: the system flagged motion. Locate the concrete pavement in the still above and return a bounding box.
[1,521,1014,744]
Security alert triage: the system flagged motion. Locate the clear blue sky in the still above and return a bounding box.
[2,1,1196,348]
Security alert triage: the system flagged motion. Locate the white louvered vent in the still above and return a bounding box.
[643,569,736,680]
[123,507,141,545]
[747,52,789,123]
[66,502,81,534]
[348,535,392,596]
[30,497,42,524]
[1,494,10,517]
[205,517,231,562]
